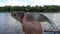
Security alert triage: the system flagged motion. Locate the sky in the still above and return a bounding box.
[0,0,60,6]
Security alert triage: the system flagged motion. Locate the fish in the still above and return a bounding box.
[11,12,57,33]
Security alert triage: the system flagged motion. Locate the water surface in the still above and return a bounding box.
[0,13,60,34]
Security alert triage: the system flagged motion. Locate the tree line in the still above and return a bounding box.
[0,5,60,12]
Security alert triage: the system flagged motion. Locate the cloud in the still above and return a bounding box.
[0,2,7,6]
[29,0,60,6]
[0,0,60,6]
[6,0,28,6]
[0,0,29,6]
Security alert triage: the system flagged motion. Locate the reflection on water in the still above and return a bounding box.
[0,13,24,34]
[0,13,60,34]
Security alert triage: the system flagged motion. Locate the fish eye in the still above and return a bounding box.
[14,13,16,16]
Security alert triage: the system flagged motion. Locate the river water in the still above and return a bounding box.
[0,13,60,34]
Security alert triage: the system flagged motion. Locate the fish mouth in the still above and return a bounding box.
[11,11,24,22]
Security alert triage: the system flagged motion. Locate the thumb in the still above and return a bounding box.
[22,13,27,22]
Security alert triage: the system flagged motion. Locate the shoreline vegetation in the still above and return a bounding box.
[0,5,60,12]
